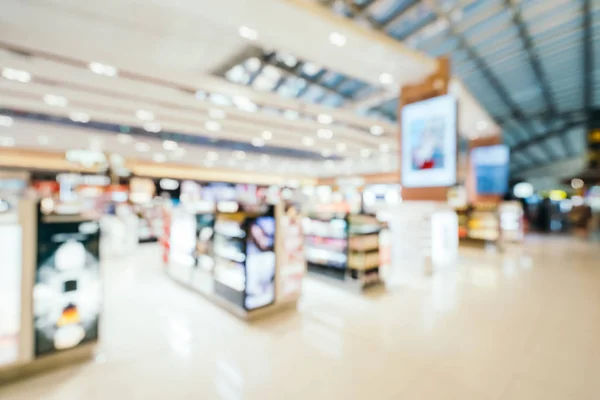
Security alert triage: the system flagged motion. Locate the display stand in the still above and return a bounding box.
[304,212,383,291]
[387,202,458,287]
[166,202,304,320]
[0,199,101,384]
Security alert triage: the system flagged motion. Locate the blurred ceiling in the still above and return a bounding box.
[0,0,498,178]
[310,0,600,180]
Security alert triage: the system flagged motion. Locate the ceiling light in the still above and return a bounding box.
[2,67,31,83]
[336,143,347,152]
[209,108,226,119]
[234,150,246,160]
[379,143,390,152]
[152,153,167,163]
[43,94,68,107]
[302,137,315,146]
[210,93,232,106]
[571,178,584,190]
[252,137,265,147]
[233,95,258,112]
[136,109,155,121]
[317,114,333,124]
[195,90,207,100]
[361,149,372,158]
[135,142,151,152]
[321,149,332,157]
[117,134,132,144]
[239,25,258,41]
[329,32,347,47]
[205,120,221,132]
[245,57,262,72]
[262,130,273,140]
[0,115,14,127]
[477,120,489,131]
[0,136,15,147]
[317,128,333,139]
[206,151,219,161]
[302,62,321,75]
[281,54,297,68]
[163,140,178,151]
[283,110,299,120]
[143,122,161,133]
[379,73,394,85]
[370,125,384,136]
[69,112,90,123]
[88,62,118,77]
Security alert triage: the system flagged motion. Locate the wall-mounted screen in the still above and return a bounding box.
[401,95,458,188]
[471,145,510,195]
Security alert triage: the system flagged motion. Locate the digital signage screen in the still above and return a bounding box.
[401,95,458,188]
[471,145,510,195]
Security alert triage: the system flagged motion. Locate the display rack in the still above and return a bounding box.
[304,212,383,290]
[166,202,303,319]
[0,199,101,384]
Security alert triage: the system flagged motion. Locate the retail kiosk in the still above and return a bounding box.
[165,201,305,319]
[0,199,101,383]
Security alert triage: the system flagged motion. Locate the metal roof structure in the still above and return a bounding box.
[315,0,600,179]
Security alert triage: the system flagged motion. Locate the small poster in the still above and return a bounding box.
[34,215,101,357]
[279,205,305,300]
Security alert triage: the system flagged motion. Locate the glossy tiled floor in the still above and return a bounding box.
[1,235,599,399]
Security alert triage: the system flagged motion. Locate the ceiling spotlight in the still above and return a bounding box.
[336,143,347,152]
[88,62,118,77]
[205,120,222,132]
[370,125,384,136]
[0,136,15,147]
[302,62,321,75]
[252,137,265,147]
[163,140,178,151]
[2,67,31,83]
[379,143,390,152]
[152,153,167,163]
[43,94,68,107]
[117,134,132,144]
[283,110,299,120]
[262,130,273,140]
[0,115,14,127]
[571,178,584,190]
[302,137,315,146]
[209,108,226,119]
[234,150,246,160]
[317,128,333,139]
[361,149,372,158]
[232,95,258,112]
[239,25,258,41]
[173,147,186,158]
[477,120,489,131]
[329,32,347,47]
[379,73,394,85]
[136,109,155,121]
[143,122,162,133]
[317,114,333,124]
[210,93,232,106]
[69,112,90,123]
[135,142,151,152]
[206,151,219,161]
[37,135,50,145]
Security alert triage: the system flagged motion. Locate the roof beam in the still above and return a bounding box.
[510,119,587,154]
[423,1,556,164]
[583,0,592,113]
[504,0,573,155]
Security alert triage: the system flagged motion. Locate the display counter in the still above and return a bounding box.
[457,202,524,248]
[0,199,101,384]
[165,202,304,319]
[304,212,383,290]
